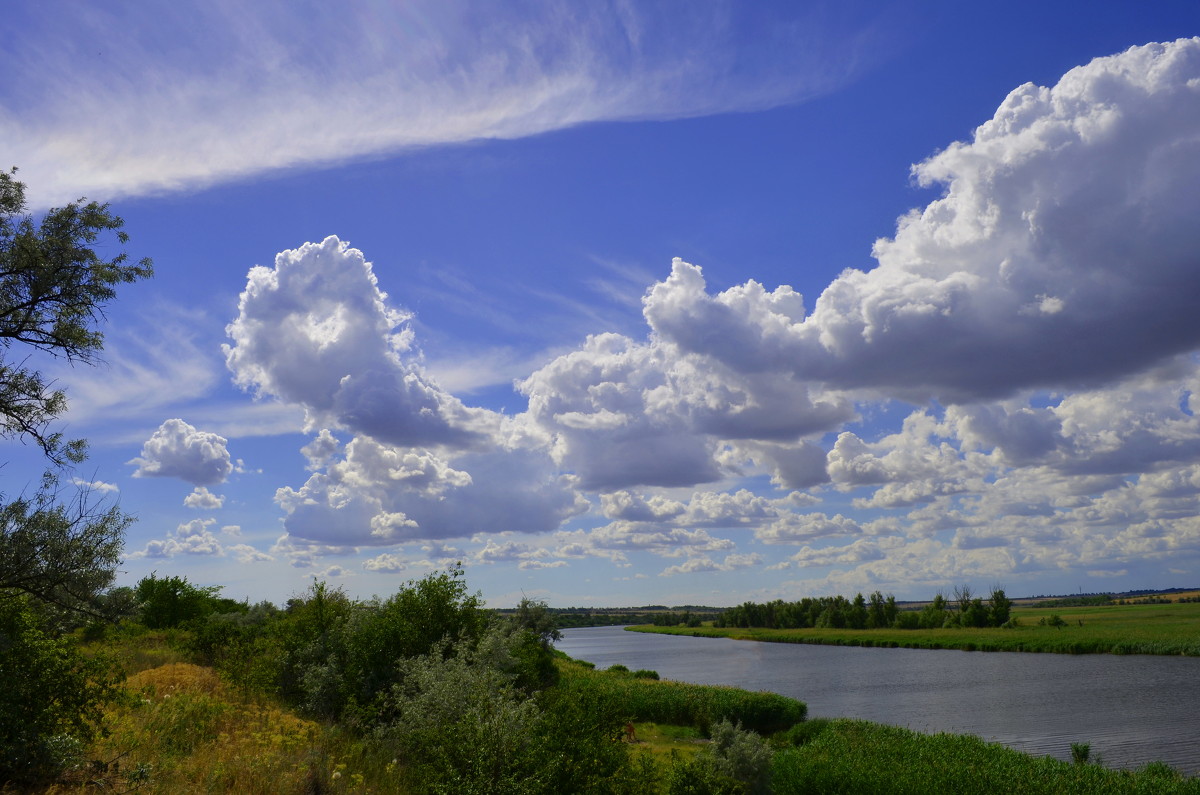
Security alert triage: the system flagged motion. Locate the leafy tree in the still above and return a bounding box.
[918,593,948,629]
[0,475,131,618]
[276,580,357,718]
[0,169,150,785]
[134,572,228,629]
[848,593,868,629]
[988,587,1013,627]
[344,565,486,719]
[961,597,990,628]
[503,597,563,690]
[866,591,887,629]
[1,168,152,614]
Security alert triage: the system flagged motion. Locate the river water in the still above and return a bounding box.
[556,625,1200,773]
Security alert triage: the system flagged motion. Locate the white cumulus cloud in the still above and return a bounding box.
[129,419,233,486]
[183,486,225,510]
[642,39,1200,403]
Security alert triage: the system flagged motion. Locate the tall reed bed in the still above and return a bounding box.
[772,719,1200,794]
[556,660,806,734]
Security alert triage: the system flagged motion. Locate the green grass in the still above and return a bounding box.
[628,722,706,762]
[631,601,1200,655]
[771,719,1200,794]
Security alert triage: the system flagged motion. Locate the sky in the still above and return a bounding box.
[4,1,1200,607]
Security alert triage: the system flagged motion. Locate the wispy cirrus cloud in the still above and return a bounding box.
[3,1,888,207]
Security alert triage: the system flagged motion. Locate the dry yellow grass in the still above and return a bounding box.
[125,662,223,697]
[43,662,384,794]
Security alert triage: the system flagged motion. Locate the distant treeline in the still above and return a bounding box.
[1027,586,1197,600]
[492,606,722,629]
[1031,593,1200,607]
[1030,595,1115,608]
[715,587,1015,630]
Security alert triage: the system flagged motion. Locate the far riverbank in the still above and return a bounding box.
[629,601,1200,656]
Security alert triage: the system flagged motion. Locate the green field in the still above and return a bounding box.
[630,601,1200,655]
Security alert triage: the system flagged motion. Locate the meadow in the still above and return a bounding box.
[632,601,1200,656]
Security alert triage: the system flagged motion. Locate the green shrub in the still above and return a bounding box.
[376,625,647,794]
[0,595,121,786]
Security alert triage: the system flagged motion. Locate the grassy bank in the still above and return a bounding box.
[631,601,1200,655]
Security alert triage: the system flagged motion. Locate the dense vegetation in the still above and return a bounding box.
[0,566,804,791]
[4,574,1199,792]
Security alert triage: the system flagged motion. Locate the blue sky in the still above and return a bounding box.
[5,1,1200,606]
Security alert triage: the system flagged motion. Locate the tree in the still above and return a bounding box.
[953,584,973,617]
[988,587,1013,627]
[1,169,150,785]
[0,168,152,615]
[134,573,226,629]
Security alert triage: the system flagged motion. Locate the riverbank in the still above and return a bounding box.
[629,601,1200,655]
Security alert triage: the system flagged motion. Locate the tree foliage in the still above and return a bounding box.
[1,168,151,615]
[1,168,152,464]
[0,474,131,618]
[134,573,231,629]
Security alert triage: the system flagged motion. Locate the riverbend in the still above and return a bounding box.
[557,624,1200,774]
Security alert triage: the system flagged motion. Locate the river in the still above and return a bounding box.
[556,625,1200,774]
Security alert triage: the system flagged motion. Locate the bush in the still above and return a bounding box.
[667,720,774,795]
[343,566,486,720]
[376,625,646,794]
[0,595,121,786]
[375,629,544,794]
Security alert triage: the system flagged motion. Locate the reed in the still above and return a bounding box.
[771,719,1200,794]
[555,659,806,734]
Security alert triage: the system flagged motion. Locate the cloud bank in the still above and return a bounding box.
[217,39,1200,594]
[645,39,1200,402]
